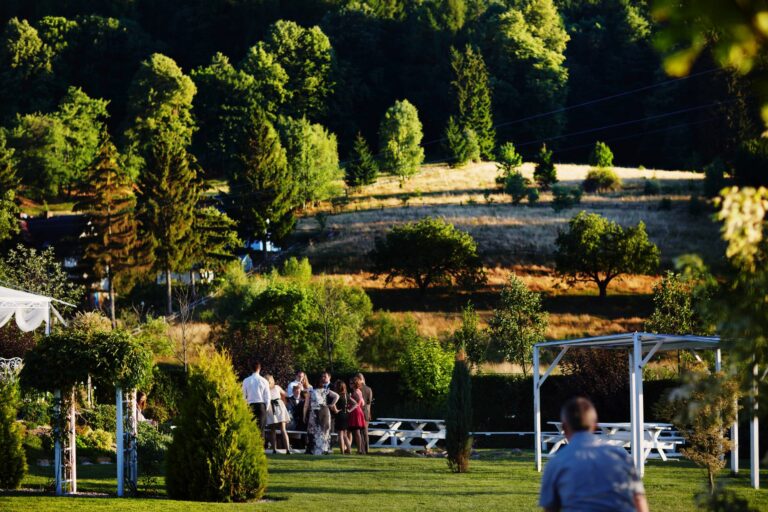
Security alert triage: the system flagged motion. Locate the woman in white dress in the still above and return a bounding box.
[265,374,292,454]
[303,377,339,455]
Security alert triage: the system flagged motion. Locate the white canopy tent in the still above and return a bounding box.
[533,332,761,489]
[0,285,71,333]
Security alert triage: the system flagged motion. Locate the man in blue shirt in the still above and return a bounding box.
[539,397,649,512]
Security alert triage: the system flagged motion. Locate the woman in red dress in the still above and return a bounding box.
[347,375,367,454]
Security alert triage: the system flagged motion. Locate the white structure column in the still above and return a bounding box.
[629,353,636,462]
[53,389,62,496]
[632,333,646,475]
[750,363,759,489]
[533,347,541,472]
[116,387,124,497]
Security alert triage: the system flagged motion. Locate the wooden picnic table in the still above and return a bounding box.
[545,421,683,462]
[369,418,446,450]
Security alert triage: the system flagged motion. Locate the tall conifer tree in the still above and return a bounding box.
[75,132,141,327]
[344,132,378,188]
[136,132,201,314]
[226,111,298,259]
[451,45,495,159]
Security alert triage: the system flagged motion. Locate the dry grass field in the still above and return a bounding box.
[290,161,720,342]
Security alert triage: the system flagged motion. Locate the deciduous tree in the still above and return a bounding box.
[379,99,424,182]
[487,276,548,376]
[555,211,660,298]
[370,217,485,295]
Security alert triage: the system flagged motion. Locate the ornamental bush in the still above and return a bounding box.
[398,336,454,402]
[588,141,614,168]
[0,379,27,489]
[583,167,621,193]
[504,171,530,205]
[551,185,582,212]
[166,351,267,502]
[446,352,473,473]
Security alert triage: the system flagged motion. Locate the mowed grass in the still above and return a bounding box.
[2,452,766,511]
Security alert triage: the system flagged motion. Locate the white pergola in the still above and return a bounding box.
[0,285,70,334]
[533,332,761,489]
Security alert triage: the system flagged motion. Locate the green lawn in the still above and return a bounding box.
[1,452,766,511]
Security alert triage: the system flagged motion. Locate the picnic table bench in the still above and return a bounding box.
[544,421,685,461]
[369,418,446,449]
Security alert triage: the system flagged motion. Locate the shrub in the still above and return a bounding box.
[18,393,50,427]
[551,185,582,212]
[452,302,489,372]
[446,352,472,473]
[76,427,115,453]
[504,171,530,205]
[80,404,117,432]
[279,256,312,282]
[527,187,540,204]
[398,336,454,402]
[166,351,268,502]
[533,144,557,190]
[0,379,27,488]
[582,167,621,193]
[588,141,614,168]
[643,178,661,195]
[495,142,523,187]
[137,421,172,468]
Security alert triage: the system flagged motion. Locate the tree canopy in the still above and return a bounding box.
[555,211,660,298]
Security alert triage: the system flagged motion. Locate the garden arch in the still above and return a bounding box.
[532,332,760,489]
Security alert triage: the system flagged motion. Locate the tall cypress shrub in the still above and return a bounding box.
[166,351,267,502]
[0,378,27,489]
[446,351,473,473]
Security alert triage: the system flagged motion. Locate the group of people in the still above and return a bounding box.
[242,362,373,456]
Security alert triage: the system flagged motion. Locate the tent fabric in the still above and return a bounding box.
[0,286,54,332]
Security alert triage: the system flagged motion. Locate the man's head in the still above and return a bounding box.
[321,371,331,384]
[561,397,598,439]
[253,360,262,373]
[295,370,305,382]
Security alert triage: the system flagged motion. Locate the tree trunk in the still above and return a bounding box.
[190,270,197,299]
[597,281,608,298]
[262,236,269,263]
[108,270,117,330]
[165,267,173,316]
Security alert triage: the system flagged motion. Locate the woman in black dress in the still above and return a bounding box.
[333,380,351,454]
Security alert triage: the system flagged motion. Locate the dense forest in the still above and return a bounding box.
[0,0,760,175]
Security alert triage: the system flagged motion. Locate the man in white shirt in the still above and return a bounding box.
[242,361,270,437]
[287,370,306,397]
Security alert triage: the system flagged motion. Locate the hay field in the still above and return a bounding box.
[297,162,720,270]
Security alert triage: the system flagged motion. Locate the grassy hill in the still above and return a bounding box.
[288,162,720,353]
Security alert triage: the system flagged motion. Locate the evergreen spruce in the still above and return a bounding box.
[166,351,267,502]
[136,131,201,315]
[226,111,298,259]
[0,378,27,489]
[589,141,614,168]
[445,116,469,167]
[75,132,141,327]
[446,350,473,473]
[451,45,495,159]
[344,133,379,188]
[533,143,557,190]
[188,206,241,274]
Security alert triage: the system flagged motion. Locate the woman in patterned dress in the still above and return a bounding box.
[304,376,339,455]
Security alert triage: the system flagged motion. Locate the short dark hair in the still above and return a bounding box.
[254,360,262,371]
[561,397,598,432]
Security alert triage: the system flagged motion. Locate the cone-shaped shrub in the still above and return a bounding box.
[166,351,267,502]
[446,351,473,473]
[0,379,27,489]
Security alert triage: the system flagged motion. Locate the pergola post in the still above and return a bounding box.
[629,353,636,462]
[68,388,77,494]
[53,389,62,496]
[116,386,124,497]
[533,346,541,472]
[750,362,759,489]
[632,332,645,477]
